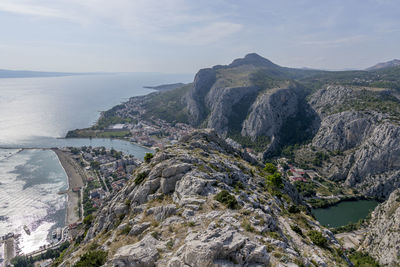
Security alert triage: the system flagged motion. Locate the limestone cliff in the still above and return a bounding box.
[308,86,400,199]
[361,189,400,266]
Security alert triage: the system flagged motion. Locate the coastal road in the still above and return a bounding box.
[26,226,69,258]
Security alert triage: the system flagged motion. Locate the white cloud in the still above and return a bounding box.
[0,1,81,21]
[0,1,61,18]
[0,0,242,45]
[155,22,243,45]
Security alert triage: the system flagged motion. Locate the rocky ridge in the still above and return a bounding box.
[307,85,400,199]
[64,130,349,266]
[360,188,400,266]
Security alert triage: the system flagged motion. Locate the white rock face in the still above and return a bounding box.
[241,85,300,139]
[310,86,400,198]
[167,226,269,267]
[112,235,159,267]
[312,111,376,151]
[362,189,400,266]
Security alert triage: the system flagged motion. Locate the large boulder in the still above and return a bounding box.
[112,235,159,267]
[167,226,269,266]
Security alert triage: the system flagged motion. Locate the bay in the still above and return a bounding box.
[0,72,192,254]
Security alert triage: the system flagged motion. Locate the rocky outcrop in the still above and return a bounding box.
[69,130,347,266]
[308,86,355,117]
[312,111,376,151]
[361,189,400,266]
[242,85,299,139]
[186,68,217,125]
[113,235,160,267]
[205,85,259,136]
[309,86,400,199]
[168,225,270,266]
[185,54,318,150]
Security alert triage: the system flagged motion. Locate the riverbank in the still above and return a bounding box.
[52,149,85,225]
[307,194,376,209]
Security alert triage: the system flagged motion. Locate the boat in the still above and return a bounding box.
[23,225,31,235]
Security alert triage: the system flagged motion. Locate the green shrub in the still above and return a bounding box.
[134,172,147,185]
[290,225,303,236]
[151,231,160,240]
[214,190,238,209]
[144,153,154,163]
[241,220,255,232]
[74,250,107,267]
[120,225,132,235]
[264,163,277,174]
[294,181,316,198]
[288,205,300,213]
[266,172,283,188]
[166,239,174,249]
[83,214,94,226]
[348,251,380,267]
[307,230,327,247]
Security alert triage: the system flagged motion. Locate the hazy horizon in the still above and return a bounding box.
[0,0,399,73]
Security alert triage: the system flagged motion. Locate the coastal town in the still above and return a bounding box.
[0,146,143,267]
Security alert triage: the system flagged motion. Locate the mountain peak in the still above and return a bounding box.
[366,59,400,71]
[228,53,280,68]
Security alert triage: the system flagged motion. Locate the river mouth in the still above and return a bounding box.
[312,199,379,228]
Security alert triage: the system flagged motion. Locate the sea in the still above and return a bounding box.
[0,72,193,254]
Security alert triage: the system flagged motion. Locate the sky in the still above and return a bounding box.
[0,0,399,73]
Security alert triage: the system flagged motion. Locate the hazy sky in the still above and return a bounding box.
[0,0,399,73]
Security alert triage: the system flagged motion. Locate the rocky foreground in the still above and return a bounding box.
[61,130,350,266]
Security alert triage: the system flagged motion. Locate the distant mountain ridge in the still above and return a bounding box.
[0,69,85,78]
[366,59,400,71]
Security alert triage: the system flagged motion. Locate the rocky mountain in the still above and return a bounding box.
[366,59,400,71]
[61,130,350,266]
[81,54,400,200]
[185,54,320,144]
[360,188,400,266]
[306,85,400,199]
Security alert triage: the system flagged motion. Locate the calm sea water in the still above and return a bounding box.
[0,73,193,254]
[312,200,379,228]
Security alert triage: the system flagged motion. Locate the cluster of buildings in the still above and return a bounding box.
[277,159,320,184]
[118,120,195,148]
[102,97,195,148]
[70,146,141,213]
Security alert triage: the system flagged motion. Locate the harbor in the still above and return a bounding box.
[0,226,68,266]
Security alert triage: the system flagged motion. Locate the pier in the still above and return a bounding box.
[0,234,16,266]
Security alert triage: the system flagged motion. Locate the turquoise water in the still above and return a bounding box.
[312,200,379,228]
[0,73,192,253]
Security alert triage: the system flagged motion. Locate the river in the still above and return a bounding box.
[312,200,379,228]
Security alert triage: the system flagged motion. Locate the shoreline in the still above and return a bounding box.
[52,148,85,225]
